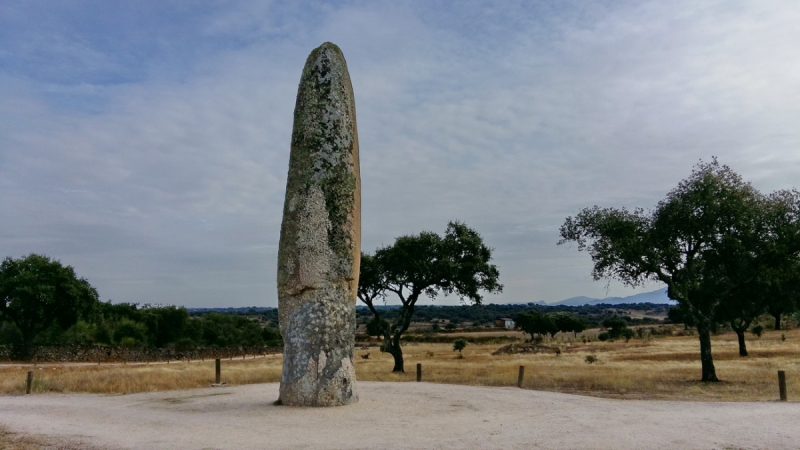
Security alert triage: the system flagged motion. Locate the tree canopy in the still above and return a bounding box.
[0,254,99,359]
[0,254,283,359]
[514,311,557,340]
[559,159,800,381]
[358,221,502,372]
[515,311,586,341]
[759,190,800,330]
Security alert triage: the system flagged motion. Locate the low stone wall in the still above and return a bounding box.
[0,345,282,363]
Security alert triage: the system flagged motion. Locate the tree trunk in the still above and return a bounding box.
[697,325,719,382]
[734,329,748,357]
[773,313,781,331]
[384,334,404,372]
[390,343,404,372]
[731,318,750,357]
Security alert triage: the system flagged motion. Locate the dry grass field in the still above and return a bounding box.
[2,328,798,402]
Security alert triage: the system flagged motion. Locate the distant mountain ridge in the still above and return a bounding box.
[548,288,676,306]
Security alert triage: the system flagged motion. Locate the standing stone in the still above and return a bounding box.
[277,42,360,406]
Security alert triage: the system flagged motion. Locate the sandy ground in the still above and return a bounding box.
[1,382,798,449]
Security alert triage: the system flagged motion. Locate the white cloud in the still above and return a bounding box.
[2,0,799,306]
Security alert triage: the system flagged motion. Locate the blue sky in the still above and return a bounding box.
[2,1,799,307]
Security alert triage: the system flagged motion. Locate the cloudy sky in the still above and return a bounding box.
[2,1,799,308]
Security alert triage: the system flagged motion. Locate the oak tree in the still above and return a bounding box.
[358,222,502,372]
[0,254,99,359]
[559,160,763,381]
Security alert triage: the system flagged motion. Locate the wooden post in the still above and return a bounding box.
[778,370,787,402]
[416,363,422,382]
[26,371,33,394]
[215,358,221,384]
[517,365,525,388]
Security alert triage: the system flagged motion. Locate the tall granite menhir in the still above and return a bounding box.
[277,42,361,406]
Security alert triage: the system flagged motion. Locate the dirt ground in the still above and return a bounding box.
[1,382,798,449]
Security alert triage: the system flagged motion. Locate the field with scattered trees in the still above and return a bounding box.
[3,322,797,402]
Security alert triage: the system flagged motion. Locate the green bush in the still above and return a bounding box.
[453,338,467,356]
[366,317,389,338]
[602,315,631,340]
[261,326,283,347]
[113,318,148,345]
[621,328,635,342]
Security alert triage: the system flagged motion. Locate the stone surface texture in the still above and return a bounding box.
[277,42,361,406]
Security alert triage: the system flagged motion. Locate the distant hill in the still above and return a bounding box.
[549,288,675,306]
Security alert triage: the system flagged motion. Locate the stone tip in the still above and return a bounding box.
[317,41,341,51]
[308,42,345,62]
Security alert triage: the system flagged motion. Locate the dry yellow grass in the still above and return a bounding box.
[0,355,284,396]
[2,329,798,402]
[356,328,800,401]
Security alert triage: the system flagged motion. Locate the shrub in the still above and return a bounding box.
[366,317,389,338]
[752,324,764,338]
[597,332,610,342]
[585,354,598,364]
[602,315,633,341]
[621,328,635,342]
[261,326,283,347]
[453,338,467,357]
[113,319,148,346]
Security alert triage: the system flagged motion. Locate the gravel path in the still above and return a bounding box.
[1,382,798,449]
